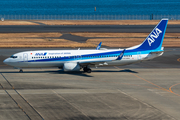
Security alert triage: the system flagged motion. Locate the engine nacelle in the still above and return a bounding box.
[63,62,80,71]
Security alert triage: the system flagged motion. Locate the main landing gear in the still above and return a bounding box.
[19,69,23,73]
[83,67,91,73]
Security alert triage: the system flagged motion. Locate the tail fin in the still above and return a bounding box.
[135,19,168,51]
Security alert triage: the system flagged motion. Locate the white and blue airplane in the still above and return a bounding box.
[3,19,168,73]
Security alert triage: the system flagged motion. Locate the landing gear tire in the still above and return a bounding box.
[87,69,91,73]
[83,67,91,73]
[19,69,23,73]
[83,67,88,72]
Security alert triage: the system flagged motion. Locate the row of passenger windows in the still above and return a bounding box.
[31,55,122,59]
[32,56,61,59]
[124,55,133,57]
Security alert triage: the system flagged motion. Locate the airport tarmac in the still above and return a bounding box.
[0,48,180,120]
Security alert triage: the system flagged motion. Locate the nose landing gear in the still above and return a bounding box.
[19,69,23,73]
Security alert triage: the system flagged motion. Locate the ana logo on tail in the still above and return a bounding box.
[147,28,162,46]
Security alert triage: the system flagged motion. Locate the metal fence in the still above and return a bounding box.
[0,14,180,20]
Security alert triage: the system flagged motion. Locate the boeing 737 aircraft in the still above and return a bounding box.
[3,19,168,73]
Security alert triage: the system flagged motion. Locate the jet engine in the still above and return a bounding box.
[63,62,80,71]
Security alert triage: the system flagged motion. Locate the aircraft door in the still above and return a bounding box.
[23,53,28,62]
[137,52,141,60]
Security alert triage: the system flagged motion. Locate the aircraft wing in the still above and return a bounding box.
[116,49,125,60]
[78,49,125,65]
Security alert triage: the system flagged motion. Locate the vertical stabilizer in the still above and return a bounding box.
[135,19,168,51]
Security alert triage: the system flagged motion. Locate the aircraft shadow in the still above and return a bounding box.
[0,70,93,77]
[92,69,138,73]
[0,69,138,77]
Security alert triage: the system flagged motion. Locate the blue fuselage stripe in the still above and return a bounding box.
[26,49,151,63]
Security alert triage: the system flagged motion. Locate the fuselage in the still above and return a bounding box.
[3,48,163,68]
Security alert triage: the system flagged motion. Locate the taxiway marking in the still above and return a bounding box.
[177,58,180,62]
[114,66,180,97]
[169,83,180,97]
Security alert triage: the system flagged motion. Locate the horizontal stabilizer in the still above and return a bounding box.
[150,51,164,54]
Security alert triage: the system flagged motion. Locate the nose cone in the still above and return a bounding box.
[3,58,9,65]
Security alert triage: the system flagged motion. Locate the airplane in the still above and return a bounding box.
[3,19,168,73]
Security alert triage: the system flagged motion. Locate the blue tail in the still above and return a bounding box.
[135,19,168,51]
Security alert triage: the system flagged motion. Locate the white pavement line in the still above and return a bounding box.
[84,90,114,109]
[117,89,151,108]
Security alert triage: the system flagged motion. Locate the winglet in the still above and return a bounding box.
[96,42,102,50]
[116,49,125,60]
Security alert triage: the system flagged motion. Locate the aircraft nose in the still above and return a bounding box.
[3,58,9,65]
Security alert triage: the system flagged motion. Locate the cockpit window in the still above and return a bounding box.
[10,55,17,58]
